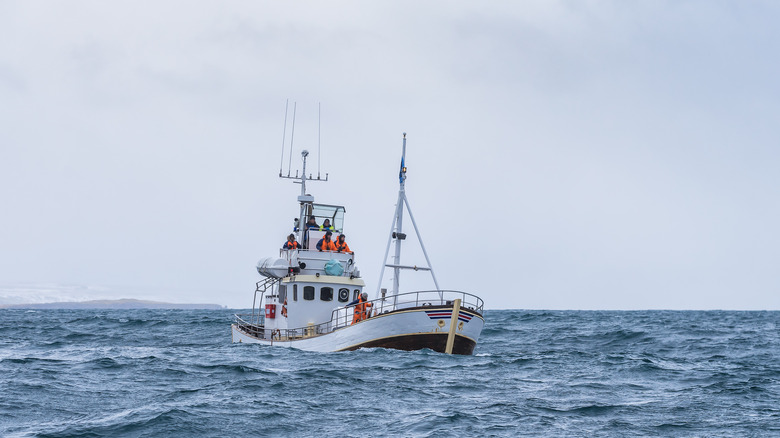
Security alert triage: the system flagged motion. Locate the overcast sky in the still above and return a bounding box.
[1,1,779,309]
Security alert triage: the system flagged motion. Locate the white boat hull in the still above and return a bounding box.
[232,305,484,355]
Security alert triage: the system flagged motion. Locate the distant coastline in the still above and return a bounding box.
[0,298,225,310]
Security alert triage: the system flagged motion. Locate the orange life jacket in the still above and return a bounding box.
[351,296,372,324]
[335,240,351,253]
[318,238,336,251]
[284,241,300,249]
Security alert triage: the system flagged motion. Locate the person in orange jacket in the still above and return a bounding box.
[282,234,300,250]
[316,231,337,252]
[334,234,352,254]
[350,292,372,324]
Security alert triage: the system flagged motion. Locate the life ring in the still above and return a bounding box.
[281,298,288,318]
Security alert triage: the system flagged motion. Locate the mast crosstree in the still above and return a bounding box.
[277,102,328,245]
[377,133,441,302]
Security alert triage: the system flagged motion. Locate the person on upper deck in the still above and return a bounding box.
[319,218,335,231]
[302,215,319,249]
[282,234,300,250]
[305,216,319,230]
[334,234,352,254]
[316,231,337,252]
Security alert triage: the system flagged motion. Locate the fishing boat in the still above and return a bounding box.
[231,133,485,354]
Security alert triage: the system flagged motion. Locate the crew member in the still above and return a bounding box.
[319,218,335,231]
[303,215,319,248]
[316,231,336,252]
[305,216,319,229]
[334,234,352,254]
[282,234,300,250]
[350,292,372,324]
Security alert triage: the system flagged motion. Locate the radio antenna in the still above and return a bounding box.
[278,102,328,184]
[279,99,289,176]
[287,101,297,177]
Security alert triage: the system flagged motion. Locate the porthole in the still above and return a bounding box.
[338,288,350,302]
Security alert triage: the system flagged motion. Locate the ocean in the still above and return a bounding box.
[1,309,778,437]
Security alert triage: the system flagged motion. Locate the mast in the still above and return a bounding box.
[297,150,311,243]
[392,134,407,295]
[277,103,328,246]
[279,149,324,246]
[300,149,309,198]
[377,133,441,301]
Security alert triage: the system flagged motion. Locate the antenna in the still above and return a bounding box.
[287,102,297,177]
[279,99,289,176]
[276,102,330,248]
[278,102,328,183]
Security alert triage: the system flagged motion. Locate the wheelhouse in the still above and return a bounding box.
[305,203,346,232]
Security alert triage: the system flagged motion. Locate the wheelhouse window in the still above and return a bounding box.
[278,285,287,303]
[353,290,360,301]
[320,287,333,301]
[303,286,315,301]
[338,288,350,302]
[309,203,346,232]
[293,284,298,301]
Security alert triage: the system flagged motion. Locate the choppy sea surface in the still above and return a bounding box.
[1,309,779,437]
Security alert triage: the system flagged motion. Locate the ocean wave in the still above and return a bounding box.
[2,309,779,437]
[22,407,199,438]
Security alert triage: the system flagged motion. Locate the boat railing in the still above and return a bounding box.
[234,289,483,340]
[241,278,278,327]
[234,313,265,337]
[375,290,483,314]
[330,289,483,331]
[234,312,341,341]
[279,248,356,276]
[292,248,354,262]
